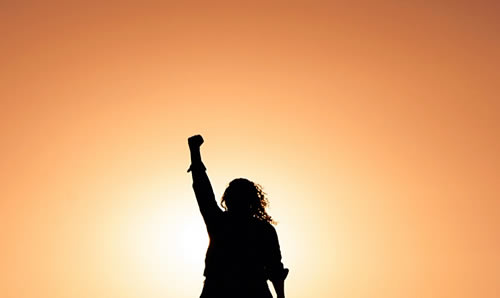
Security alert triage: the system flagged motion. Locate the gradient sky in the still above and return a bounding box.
[1,1,499,298]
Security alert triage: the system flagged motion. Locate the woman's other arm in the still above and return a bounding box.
[272,279,286,298]
[266,225,288,298]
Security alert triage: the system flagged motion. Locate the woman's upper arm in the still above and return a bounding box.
[265,225,289,282]
[191,165,223,226]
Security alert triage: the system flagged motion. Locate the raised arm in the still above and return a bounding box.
[187,135,222,229]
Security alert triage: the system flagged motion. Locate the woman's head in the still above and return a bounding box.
[221,178,275,224]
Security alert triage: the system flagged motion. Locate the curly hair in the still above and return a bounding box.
[221,178,276,225]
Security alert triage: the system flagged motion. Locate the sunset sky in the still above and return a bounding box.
[1,1,499,298]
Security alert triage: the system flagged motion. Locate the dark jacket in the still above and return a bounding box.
[190,162,288,297]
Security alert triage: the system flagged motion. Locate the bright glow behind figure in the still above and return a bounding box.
[1,2,499,298]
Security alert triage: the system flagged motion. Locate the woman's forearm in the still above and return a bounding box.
[190,147,202,165]
[272,279,285,298]
[189,147,213,204]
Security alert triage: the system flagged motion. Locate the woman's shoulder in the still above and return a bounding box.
[251,217,276,232]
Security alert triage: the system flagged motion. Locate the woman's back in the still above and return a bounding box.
[188,135,288,298]
[203,213,283,282]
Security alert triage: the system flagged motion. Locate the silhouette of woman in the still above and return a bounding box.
[187,135,288,298]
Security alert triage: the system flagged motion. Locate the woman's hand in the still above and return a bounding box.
[188,134,204,150]
[187,135,204,172]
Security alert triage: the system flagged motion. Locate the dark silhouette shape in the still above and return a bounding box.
[188,135,289,298]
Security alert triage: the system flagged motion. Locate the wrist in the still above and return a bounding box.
[189,144,201,151]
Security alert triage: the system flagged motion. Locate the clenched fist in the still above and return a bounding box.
[188,134,204,149]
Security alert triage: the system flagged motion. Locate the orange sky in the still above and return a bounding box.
[1,1,499,298]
